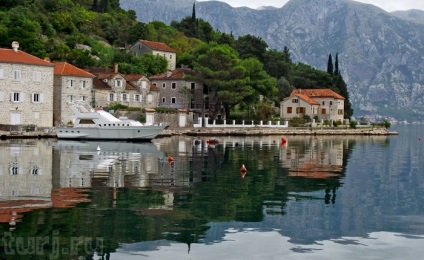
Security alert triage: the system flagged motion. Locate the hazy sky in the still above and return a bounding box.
[197,0,424,12]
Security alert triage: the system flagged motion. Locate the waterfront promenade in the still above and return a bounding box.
[0,126,398,140]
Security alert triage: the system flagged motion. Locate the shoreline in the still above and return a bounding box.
[0,127,398,140]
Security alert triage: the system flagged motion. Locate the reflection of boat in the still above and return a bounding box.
[54,140,165,158]
[55,101,167,141]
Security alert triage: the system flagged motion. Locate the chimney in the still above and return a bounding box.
[166,71,172,78]
[114,63,118,73]
[11,41,19,52]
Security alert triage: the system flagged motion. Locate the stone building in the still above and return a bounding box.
[0,42,55,128]
[53,62,95,126]
[149,66,216,120]
[130,40,177,71]
[280,89,345,122]
[88,66,160,110]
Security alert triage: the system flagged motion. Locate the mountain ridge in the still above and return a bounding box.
[121,0,424,122]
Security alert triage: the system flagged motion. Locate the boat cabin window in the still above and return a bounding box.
[80,119,96,124]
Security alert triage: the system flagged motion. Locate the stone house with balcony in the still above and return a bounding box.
[53,62,95,126]
[280,89,345,122]
[129,39,177,71]
[149,66,216,121]
[0,42,55,129]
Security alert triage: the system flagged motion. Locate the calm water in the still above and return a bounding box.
[0,125,423,259]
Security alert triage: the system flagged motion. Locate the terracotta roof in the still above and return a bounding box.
[54,62,95,78]
[124,74,146,81]
[149,67,196,80]
[140,40,176,53]
[0,48,54,67]
[149,82,159,91]
[291,89,345,99]
[85,67,115,74]
[125,81,137,90]
[96,73,119,80]
[295,93,320,105]
[93,77,111,89]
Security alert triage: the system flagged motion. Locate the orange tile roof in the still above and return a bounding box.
[140,40,176,53]
[295,93,320,105]
[149,67,196,80]
[124,74,146,81]
[291,89,345,99]
[0,48,54,67]
[54,62,95,78]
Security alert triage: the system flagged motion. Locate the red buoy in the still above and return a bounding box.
[240,164,247,172]
[168,155,174,163]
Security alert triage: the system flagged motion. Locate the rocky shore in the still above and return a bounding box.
[0,127,398,140]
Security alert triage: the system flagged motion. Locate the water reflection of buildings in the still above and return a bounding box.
[0,140,54,227]
[279,137,345,178]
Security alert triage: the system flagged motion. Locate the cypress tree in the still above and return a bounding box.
[192,2,196,23]
[327,53,333,75]
[334,52,339,76]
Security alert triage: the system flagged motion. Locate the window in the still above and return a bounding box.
[69,79,74,87]
[31,166,41,175]
[162,97,166,103]
[171,97,176,104]
[191,82,195,90]
[13,70,21,81]
[322,101,325,105]
[81,96,86,101]
[109,93,114,101]
[33,71,41,82]
[32,93,42,103]
[162,83,166,88]
[11,92,21,102]
[135,94,141,102]
[10,166,19,175]
[292,99,298,103]
[81,80,87,89]
[115,79,122,87]
[170,54,173,59]
[122,93,128,102]
[330,101,333,106]
[321,108,327,114]
[287,107,292,114]
[296,107,306,114]
[203,85,208,94]
[338,109,344,115]
[171,83,176,89]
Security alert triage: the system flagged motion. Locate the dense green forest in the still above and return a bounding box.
[0,0,353,120]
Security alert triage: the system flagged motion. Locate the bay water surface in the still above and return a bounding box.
[0,124,423,259]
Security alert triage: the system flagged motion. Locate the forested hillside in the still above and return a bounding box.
[0,0,352,120]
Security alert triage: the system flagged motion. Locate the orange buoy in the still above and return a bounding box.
[240,164,247,172]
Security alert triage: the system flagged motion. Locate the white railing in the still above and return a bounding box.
[193,118,289,128]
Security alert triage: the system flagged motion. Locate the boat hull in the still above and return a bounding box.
[55,125,166,141]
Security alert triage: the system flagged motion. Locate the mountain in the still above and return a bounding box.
[120,0,424,122]
[391,9,424,25]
